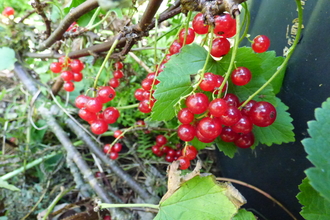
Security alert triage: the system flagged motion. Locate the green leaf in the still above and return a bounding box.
[302,97,330,201]
[154,175,243,220]
[257,51,285,94]
[215,138,237,158]
[297,178,330,219]
[253,97,295,146]
[0,47,16,71]
[0,179,20,191]
[190,137,212,150]
[152,44,208,121]
[233,209,256,220]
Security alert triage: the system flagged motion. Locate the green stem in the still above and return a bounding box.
[240,0,303,107]
[93,38,120,92]
[100,203,159,209]
[88,10,112,30]
[87,7,101,27]
[183,11,193,46]
[239,2,250,44]
[154,14,159,65]
[116,103,139,110]
[217,15,241,98]
[0,153,58,181]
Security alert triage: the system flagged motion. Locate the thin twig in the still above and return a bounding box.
[128,52,153,73]
[32,0,51,38]
[216,177,297,220]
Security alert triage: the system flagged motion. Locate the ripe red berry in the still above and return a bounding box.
[69,59,84,72]
[114,130,123,139]
[136,120,145,126]
[178,156,190,170]
[73,72,83,82]
[109,152,119,160]
[79,109,97,122]
[234,132,255,148]
[252,35,270,53]
[156,135,167,146]
[220,126,239,142]
[86,97,103,113]
[183,145,198,160]
[104,215,111,220]
[249,101,277,127]
[141,78,153,91]
[134,88,145,101]
[165,154,175,162]
[103,107,120,124]
[177,124,196,142]
[113,70,124,79]
[185,93,209,114]
[138,99,154,113]
[58,56,71,67]
[208,98,228,117]
[97,86,116,103]
[152,145,163,157]
[240,100,257,116]
[109,78,120,88]
[196,130,216,143]
[231,67,252,86]
[169,40,183,55]
[2,7,14,17]
[199,72,218,91]
[214,14,236,36]
[66,22,78,32]
[63,81,75,92]
[179,28,195,45]
[223,93,240,107]
[90,120,108,135]
[161,145,171,154]
[50,62,62,73]
[103,144,111,154]
[232,115,253,134]
[114,61,124,70]
[61,71,74,81]
[211,38,231,58]
[192,13,209,35]
[167,149,176,157]
[113,143,123,153]
[197,117,222,139]
[178,108,194,124]
[220,106,242,126]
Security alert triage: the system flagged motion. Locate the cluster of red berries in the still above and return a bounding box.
[103,142,123,160]
[49,56,84,92]
[75,86,120,135]
[109,61,124,89]
[177,91,277,148]
[2,7,14,17]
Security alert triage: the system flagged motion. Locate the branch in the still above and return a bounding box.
[35,0,99,51]
[31,0,51,38]
[136,0,164,32]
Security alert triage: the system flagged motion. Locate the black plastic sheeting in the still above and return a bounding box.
[216,1,330,219]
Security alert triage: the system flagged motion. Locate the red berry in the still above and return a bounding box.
[78,109,97,122]
[249,101,277,127]
[152,145,163,157]
[197,117,222,139]
[97,86,116,103]
[113,143,122,153]
[156,135,167,146]
[141,78,153,91]
[138,99,154,113]
[177,124,196,142]
[61,71,74,81]
[220,106,242,126]
[178,156,190,170]
[165,154,175,162]
[114,130,123,139]
[103,144,111,154]
[114,61,124,70]
[183,145,198,160]
[161,145,171,154]
[199,72,218,91]
[69,59,84,72]
[214,75,227,94]
[50,62,62,73]
[142,90,154,100]
[223,93,240,107]
[136,120,145,126]
[104,215,111,220]
[2,7,14,17]
[90,120,108,135]
[113,70,124,79]
[109,78,120,88]
[179,28,195,45]
[95,172,102,178]
[196,130,216,143]
[169,40,183,55]
[208,98,228,117]
[73,72,83,82]
[58,56,71,67]
[103,107,120,124]
[192,13,209,35]
[109,152,119,160]
[85,97,103,113]
[63,81,75,92]
[167,149,176,157]
[178,108,194,124]
[66,22,78,32]
[220,126,239,142]
[214,14,236,36]
[211,38,231,58]
[232,116,253,134]
[134,88,145,101]
[252,35,270,53]
[240,100,257,116]
[234,132,255,148]
[185,93,209,114]
[231,67,252,86]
